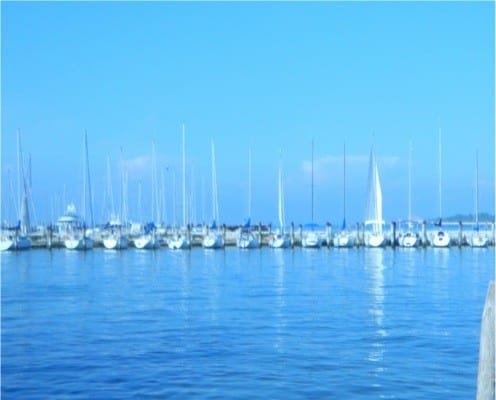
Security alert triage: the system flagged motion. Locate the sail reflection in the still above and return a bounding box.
[273,250,287,353]
[365,248,387,371]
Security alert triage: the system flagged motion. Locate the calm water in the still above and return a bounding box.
[2,247,494,399]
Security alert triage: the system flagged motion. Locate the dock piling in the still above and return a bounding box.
[290,222,294,248]
[422,220,428,248]
[458,221,463,248]
[391,221,396,248]
[326,223,332,248]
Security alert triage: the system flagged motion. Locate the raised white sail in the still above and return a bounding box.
[364,144,385,247]
[169,124,191,250]
[432,128,451,247]
[203,139,224,249]
[269,151,289,248]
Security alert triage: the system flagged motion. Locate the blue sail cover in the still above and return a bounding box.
[210,220,217,229]
[341,218,346,230]
[242,218,251,228]
[144,222,155,234]
[434,218,442,227]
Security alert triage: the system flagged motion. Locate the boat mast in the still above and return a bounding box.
[438,127,443,220]
[408,140,412,222]
[84,131,94,229]
[182,124,187,228]
[138,180,143,223]
[278,149,283,230]
[82,132,86,225]
[211,139,219,223]
[17,129,21,221]
[343,141,346,229]
[119,148,123,224]
[248,147,252,220]
[311,139,314,224]
[106,156,114,221]
[475,150,479,227]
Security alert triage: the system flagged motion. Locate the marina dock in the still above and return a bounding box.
[13,220,496,251]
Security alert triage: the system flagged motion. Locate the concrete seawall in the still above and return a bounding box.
[477,281,495,400]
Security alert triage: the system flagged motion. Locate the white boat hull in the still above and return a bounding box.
[268,234,290,249]
[103,235,129,250]
[333,232,355,248]
[432,231,451,248]
[399,232,419,248]
[202,233,224,249]
[302,232,322,248]
[0,235,31,251]
[237,232,259,249]
[134,235,160,249]
[168,235,190,250]
[365,233,386,248]
[470,234,489,248]
[65,236,93,250]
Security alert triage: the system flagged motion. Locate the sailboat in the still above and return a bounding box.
[65,131,94,250]
[134,142,161,249]
[269,151,290,249]
[364,144,386,248]
[237,147,260,249]
[302,140,322,248]
[470,151,489,248]
[202,139,224,249]
[333,142,356,248]
[1,130,31,251]
[103,154,129,250]
[432,128,451,248]
[398,141,420,248]
[168,124,191,250]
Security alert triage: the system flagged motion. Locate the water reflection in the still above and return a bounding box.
[365,249,387,374]
[273,250,287,353]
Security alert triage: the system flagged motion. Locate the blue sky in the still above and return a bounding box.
[1,1,494,226]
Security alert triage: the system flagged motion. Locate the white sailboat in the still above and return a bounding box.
[134,142,161,249]
[169,124,191,250]
[269,151,290,249]
[202,139,224,249]
[333,142,355,248]
[399,142,420,248]
[103,154,129,250]
[470,151,489,248]
[432,128,451,248]
[65,131,93,250]
[302,140,322,248]
[237,147,260,249]
[1,130,31,251]
[364,144,386,248]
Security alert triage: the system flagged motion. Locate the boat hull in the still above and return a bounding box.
[0,235,31,251]
[399,232,419,248]
[470,234,489,248]
[365,233,386,248]
[103,235,129,250]
[168,235,190,250]
[432,231,451,248]
[333,233,355,248]
[65,236,93,250]
[268,234,290,249]
[302,232,322,248]
[134,235,160,249]
[237,232,259,249]
[202,233,224,249]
